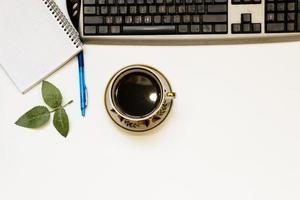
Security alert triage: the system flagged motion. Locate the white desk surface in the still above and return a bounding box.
[1,1,300,200]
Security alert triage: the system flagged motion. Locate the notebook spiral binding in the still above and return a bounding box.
[42,0,82,48]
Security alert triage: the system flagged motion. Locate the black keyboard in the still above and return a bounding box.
[82,0,228,35]
[66,0,300,40]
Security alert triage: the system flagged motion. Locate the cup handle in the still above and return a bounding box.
[166,92,176,99]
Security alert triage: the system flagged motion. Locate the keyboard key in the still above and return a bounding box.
[139,6,147,14]
[110,6,118,14]
[166,0,174,3]
[252,23,261,33]
[277,13,285,22]
[134,16,142,24]
[205,0,213,3]
[84,0,96,4]
[84,16,104,24]
[84,6,96,14]
[178,25,188,33]
[192,15,200,23]
[178,5,186,13]
[106,16,113,24]
[144,16,152,24]
[98,0,106,4]
[203,14,227,23]
[119,6,127,14]
[207,5,227,13]
[266,3,275,12]
[191,25,200,33]
[266,13,275,22]
[287,13,295,21]
[197,5,205,13]
[232,23,241,33]
[233,0,260,3]
[202,24,213,33]
[163,15,172,24]
[84,26,97,34]
[183,15,191,23]
[242,23,251,32]
[125,16,133,24]
[99,26,108,34]
[173,15,181,23]
[149,6,157,14]
[214,24,227,33]
[129,6,137,14]
[288,3,295,11]
[287,22,295,31]
[266,23,285,32]
[277,3,285,11]
[168,6,176,14]
[100,6,108,14]
[154,15,162,24]
[115,16,123,24]
[241,13,251,23]
[123,25,176,34]
[214,0,227,3]
[111,26,121,33]
[158,6,167,13]
[187,5,196,13]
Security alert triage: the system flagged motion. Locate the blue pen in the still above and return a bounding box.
[78,51,88,117]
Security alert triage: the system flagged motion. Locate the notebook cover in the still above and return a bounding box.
[0,0,82,93]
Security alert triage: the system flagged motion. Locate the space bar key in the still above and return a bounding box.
[123,26,176,34]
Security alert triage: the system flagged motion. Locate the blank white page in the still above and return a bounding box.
[0,0,82,93]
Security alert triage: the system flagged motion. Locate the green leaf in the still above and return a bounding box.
[53,108,69,137]
[42,81,62,108]
[15,106,50,128]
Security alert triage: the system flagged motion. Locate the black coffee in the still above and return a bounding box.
[114,71,162,118]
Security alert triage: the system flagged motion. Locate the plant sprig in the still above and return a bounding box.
[15,81,72,137]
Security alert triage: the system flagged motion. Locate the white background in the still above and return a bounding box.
[1,1,300,199]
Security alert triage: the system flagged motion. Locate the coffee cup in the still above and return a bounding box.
[105,64,175,132]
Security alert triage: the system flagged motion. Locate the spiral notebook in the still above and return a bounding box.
[0,0,82,93]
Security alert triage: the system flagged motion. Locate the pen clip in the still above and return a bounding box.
[84,86,88,108]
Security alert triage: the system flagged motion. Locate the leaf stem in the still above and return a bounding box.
[50,100,73,113]
[63,100,74,108]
